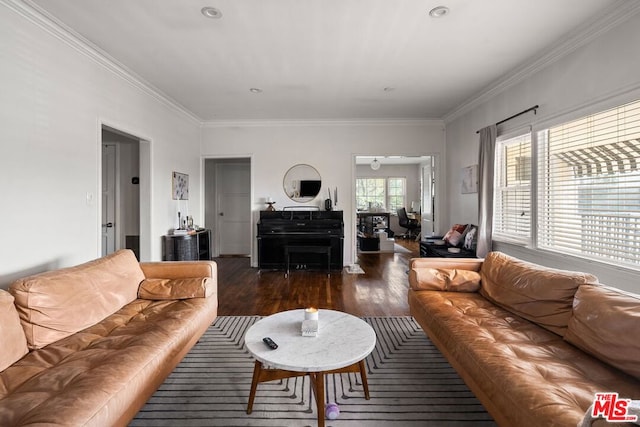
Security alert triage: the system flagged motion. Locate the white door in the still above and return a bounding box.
[216,162,251,255]
[102,144,117,256]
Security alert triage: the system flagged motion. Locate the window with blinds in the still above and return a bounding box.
[537,99,640,267]
[494,133,532,243]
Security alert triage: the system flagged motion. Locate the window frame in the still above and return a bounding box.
[355,176,407,213]
[386,177,407,214]
[491,98,640,270]
[493,132,533,245]
[355,177,386,211]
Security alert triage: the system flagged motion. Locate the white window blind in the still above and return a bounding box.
[494,133,532,243]
[537,99,640,267]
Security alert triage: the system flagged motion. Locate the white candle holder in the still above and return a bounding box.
[304,307,319,321]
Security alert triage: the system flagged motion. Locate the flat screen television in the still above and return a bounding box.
[299,180,321,197]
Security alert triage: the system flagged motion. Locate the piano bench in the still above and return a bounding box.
[285,245,331,278]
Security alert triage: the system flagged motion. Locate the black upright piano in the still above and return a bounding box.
[257,210,344,272]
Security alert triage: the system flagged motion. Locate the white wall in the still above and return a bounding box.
[201,121,445,266]
[0,4,201,288]
[444,12,640,291]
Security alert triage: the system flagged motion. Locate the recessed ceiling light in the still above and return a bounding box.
[428,6,449,18]
[201,7,222,19]
[249,88,263,93]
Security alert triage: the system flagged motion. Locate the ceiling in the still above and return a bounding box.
[27,0,621,122]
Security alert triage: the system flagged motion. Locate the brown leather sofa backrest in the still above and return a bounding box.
[565,284,640,380]
[0,289,29,371]
[9,249,145,349]
[479,252,598,336]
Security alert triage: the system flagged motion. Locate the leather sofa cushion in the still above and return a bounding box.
[0,295,218,426]
[565,284,640,380]
[9,249,145,350]
[138,277,215,299]
[409,268,481,292]
[0,290,28,372]
[479,252,598,336]
[408,288,640,427]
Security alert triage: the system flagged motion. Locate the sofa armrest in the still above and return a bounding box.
[139,261,217,279]
[138,261,217,300]
[410,257,484,272]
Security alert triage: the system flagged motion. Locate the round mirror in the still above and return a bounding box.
[283,164,322,203]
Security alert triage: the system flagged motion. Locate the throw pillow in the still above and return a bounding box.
[410,268,481,292]
[443,224,467,246]
[463,225,478,250]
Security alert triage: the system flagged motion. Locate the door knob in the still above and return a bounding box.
[103,222,113,228]
[219,212,224,216]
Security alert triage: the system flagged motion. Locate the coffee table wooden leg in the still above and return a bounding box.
[247,361,311,415]
[247,360,262,414]
[309,372,326,427]
[247,360,368,421]
[358,359,370,399]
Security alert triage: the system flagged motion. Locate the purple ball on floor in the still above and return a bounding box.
[325,402,340,420]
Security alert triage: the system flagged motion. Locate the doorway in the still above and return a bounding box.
[353,155,439,256]
[204,158,252,257]
[101,127,141,259]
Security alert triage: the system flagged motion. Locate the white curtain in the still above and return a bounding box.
[477,125,497,258]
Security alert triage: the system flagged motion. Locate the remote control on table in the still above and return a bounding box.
[262,337,278,349]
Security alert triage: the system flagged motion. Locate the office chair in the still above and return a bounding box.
[397,207,421,239]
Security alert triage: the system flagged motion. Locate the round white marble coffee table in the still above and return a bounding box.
[245,309,376,427]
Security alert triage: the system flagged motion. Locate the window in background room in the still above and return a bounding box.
[494,133,532,244]
[356,178,386,211]
[387,177,406,213]
[537,99,640,267]
[356,177,406,212]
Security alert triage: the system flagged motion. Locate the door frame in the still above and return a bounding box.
[201,155,254,263]
[102,142,119,255]
[99,121,152,261]
[420,155,442,237]
[351,153,442,262]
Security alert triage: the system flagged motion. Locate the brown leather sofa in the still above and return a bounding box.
[408,251,640,427]
[0,249,218,426]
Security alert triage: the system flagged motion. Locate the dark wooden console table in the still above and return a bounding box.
[162,229,212,261]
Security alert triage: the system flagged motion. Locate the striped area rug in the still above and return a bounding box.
[131,316,495,426]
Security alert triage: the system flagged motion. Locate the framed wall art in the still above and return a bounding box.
[172,172,189,200]
[461,164,478,194]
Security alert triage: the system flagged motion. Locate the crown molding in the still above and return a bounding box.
[5,0,202,125]
[201,118,444,128]
[442,0,640,124]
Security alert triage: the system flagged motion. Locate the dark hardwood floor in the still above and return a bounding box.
[215,238,418,317]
